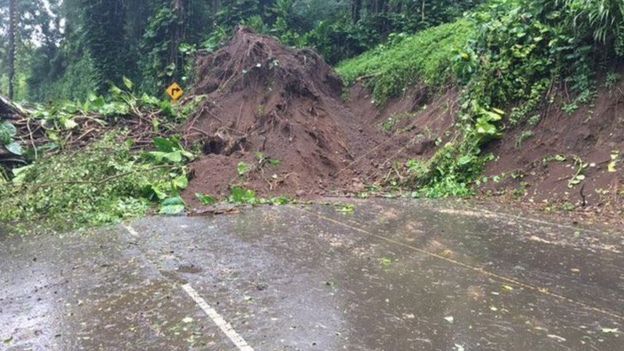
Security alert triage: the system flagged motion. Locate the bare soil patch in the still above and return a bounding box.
[482,72,624,216]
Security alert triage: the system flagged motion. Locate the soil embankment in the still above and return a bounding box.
[483,75,624,214]
[182,28,454,206]
[182,27,622,217]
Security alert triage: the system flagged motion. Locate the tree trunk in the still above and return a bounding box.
[211,0,221,12]
[351,0,362,23]
[0,95,28,119]
[8,0,16,100]
[171,0,186,82]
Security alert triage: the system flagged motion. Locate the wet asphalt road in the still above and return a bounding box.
[1,199,623,351]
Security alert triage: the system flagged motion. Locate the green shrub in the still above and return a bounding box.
[337,20,475,104]
[0,134,185,231]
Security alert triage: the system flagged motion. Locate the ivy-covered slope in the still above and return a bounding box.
[336,0,624,205]
[337,20,475,104]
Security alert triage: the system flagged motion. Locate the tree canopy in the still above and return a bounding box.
[0,0,486,101]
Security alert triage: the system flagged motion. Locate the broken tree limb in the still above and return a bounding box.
[0,95,29,119]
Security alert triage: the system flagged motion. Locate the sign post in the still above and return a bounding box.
[166,82,184,103]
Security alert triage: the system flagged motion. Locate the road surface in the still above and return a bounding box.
[1,199,623,350]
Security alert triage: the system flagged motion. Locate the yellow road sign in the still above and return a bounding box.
[166,82,184,102]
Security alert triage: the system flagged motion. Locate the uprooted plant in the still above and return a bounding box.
[0,77,201,231]
[0,133,191,231]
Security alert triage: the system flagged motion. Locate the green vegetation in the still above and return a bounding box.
[338,0,624,198]
[1,1,484,101]
[1,0,623,230]
[0,78,193,231]
[227,186,291,206]
[0,134,187,231]
[0,121,21,155]
[337,20,475,104]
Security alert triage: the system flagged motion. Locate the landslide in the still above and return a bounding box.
[182,28,454,206]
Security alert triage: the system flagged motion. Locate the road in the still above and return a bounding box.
[1,199,623,350]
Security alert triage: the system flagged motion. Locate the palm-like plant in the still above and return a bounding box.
[561,0,624,43]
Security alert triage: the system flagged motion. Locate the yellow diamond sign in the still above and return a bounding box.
[166,82,184,102]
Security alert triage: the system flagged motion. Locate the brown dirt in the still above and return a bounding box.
[182,27,456,208]
[482,71,624,216]
[180,27,623,222]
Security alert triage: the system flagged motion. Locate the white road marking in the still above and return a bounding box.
[122,224,139,237]
[122,224,254,349]
[182,284,254,351]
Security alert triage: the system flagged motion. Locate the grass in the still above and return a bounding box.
[336,19,475,104]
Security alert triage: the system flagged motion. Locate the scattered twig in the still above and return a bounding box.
[25,119,38,160]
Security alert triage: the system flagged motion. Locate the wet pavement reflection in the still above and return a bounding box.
[1,199,622,350]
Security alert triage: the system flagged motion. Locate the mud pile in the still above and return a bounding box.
[182,28,454,206]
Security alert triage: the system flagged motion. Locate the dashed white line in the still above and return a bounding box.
[122,224,139,237]
[182,284,254,351]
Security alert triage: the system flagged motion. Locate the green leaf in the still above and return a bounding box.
[0,121,17,137]
[196,193,218,206]
[608,161,617,173]
[458,155,474,166]
[237,162,252,176]
[160,100,174,116]
[164,151,183,163]
[123,76,134,90]
[484,110,503,121]
[180,149,194,160]
[150,185,168,200]
[110,85,123,96]
[159,196,186,215]
[554,155,567,162]
[148,150,183,164]
[228,186,257,204]
[0,122,17,145]
[608,152,619,173]
[5,142,23,156]
[154,137,176,152]
[141,93,160,107]
[162,196,185,206]
[88,94,106,109]
[12,165,33,184]
[476,120,497,136]
[63,119,79,130]
[491,108,506,116]
[172,175,188,190]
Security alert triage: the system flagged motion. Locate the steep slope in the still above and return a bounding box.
[483,73,624,211]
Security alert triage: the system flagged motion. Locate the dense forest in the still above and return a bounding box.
[0,0,481,101]
[0,0,623,230]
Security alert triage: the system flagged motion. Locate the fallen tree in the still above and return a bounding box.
[0,95,28,119]
[0,96,27,160]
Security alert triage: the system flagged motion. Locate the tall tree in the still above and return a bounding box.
[351,0,362,23]
[82,0,128,93]
[7,0,15,99]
